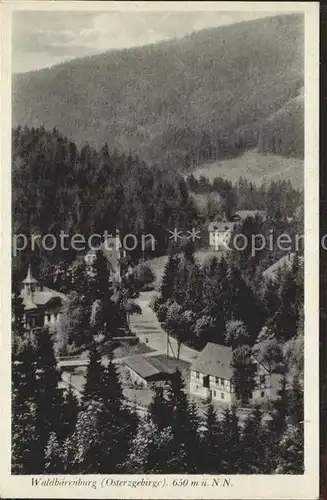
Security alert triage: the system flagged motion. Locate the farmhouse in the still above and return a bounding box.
[19,264,67,329]
[189,342,280,404]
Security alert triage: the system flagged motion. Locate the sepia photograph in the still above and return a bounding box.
[0,1,319,499]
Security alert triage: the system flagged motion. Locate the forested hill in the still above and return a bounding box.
[13,14,304,166]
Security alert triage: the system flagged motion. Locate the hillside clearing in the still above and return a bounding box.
[192,150,304,189]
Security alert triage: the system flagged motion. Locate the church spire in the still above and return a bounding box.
[22,264,38,298]
[22,264,38,285]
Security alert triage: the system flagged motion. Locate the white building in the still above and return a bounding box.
[190,342,282,404]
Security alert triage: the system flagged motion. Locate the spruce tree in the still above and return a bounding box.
[44,432,66,473]
[272,373,288,436]
[146,426,186,473]
[275,424,304,474]
[220,406,241,473]
[12,339,39,473]
[59,386,80,441]
[33,328,65,472]
[240,406,265,473]
[149,386,170,431]
[201,403,223,473]
[90,250,111,302]
[231,345,256,405]
[125,417,157,473]
[166,370,200,472]
[12,291,25,339]
[82,341,104,404]
[69,342,138,473]
[160,254,180,300]
[288,374,304,426]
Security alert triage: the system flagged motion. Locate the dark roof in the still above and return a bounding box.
[190,342,233,380]
[124,356,174,380]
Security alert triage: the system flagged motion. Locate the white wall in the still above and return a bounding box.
[190,370,232,403]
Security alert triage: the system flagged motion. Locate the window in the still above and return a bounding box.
[260,375,266,388]
[221,393,224,399]
[196,372,200,379]
[261,391,265,398]
[203,375,210,388]
[213,391,216,397]
[221,379,224,386]
[215,376,219,384]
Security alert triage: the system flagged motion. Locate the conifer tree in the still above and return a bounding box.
[90,250,111,302]
[12,339,39,473]
[44,432,66,473]
[272,373,288,436]
[12,291,25,339]
[201,403,223,473]
[59,386,80,441]
[220,406,241,473]
[160,254,180,300]
[82,341,104,404]
[68,342,138,473]
[166,370,200,472]
[288,374,304,426]
[146,426,187,473]
[100,343,124,410]
[240,406,265,473]
[231,346,256,405]
[275,425,304,474]
[33,328,65,471]
[125,417,157,473]
[149,386,170,431]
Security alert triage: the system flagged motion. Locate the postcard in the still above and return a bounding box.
[0,1,320,498]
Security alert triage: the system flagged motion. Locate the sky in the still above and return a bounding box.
[12,10,279,74]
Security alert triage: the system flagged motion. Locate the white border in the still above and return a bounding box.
[0,2,320,499]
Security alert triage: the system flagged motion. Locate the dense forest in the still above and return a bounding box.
[186,173,303,218]
[12,269,304,475]
[13,14,304,165]
[12,126,198,280]
[153,236,304,353]
[12,126,304,285]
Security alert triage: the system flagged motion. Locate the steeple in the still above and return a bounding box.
[22,264,38,297]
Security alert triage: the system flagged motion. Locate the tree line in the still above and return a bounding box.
[186,174,303,219]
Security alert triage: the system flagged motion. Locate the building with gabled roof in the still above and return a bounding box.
[124,354,190,388]
[19,264,67,329]
[189,342,282,404]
